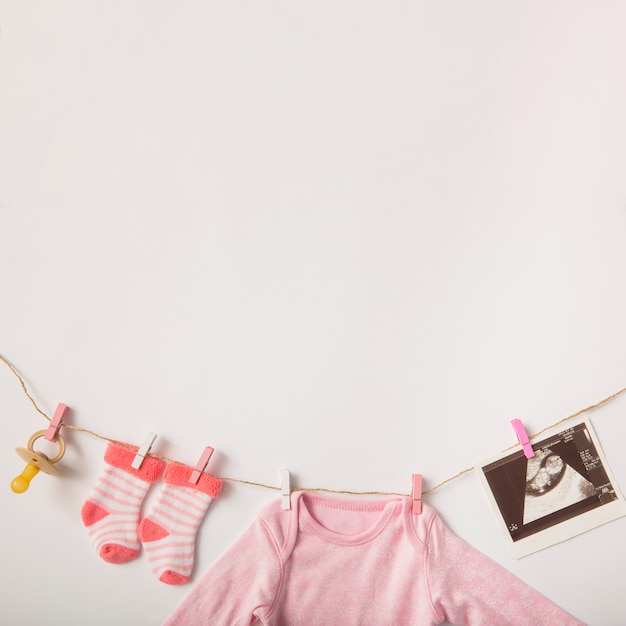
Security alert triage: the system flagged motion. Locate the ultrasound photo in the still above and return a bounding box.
[478,419,626,558]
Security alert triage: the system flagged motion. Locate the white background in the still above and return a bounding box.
[2,2,626,624]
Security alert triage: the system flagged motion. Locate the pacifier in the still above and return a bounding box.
[11,403,68,493]
[11,429,66,493]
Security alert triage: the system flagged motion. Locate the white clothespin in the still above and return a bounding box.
[281,468,292,510]
[131,432,157,469]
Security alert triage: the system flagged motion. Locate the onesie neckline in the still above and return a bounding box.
[295,492,402,546]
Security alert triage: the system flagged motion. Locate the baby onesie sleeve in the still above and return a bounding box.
[424,510,584,626]
[162,513,284,625]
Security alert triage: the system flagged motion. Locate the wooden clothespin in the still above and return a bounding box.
[45,403,68,442]
[411,474,423,515]
[189,446,215,484]
[131,432,157,469]
[281,468,292,510]
[511,419,535,458]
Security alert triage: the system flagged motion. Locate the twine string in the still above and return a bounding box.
[2,353,625,497]
[0,354,51,421]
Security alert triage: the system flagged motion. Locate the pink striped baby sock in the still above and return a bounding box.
[81,442,164,564]
[138,462,222,585]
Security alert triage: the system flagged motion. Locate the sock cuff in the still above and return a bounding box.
[104,442,164,482]
[164,462,222,497]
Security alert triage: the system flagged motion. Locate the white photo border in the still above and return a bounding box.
[477,417,626,559]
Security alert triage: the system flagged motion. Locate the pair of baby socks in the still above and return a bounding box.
[80,442,221,585]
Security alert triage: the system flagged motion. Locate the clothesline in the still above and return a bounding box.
[3,352,625,496]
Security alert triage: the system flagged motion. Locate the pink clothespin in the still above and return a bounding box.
[511,419,535,458]
[131,432,157,469]
[281,468,292,510]
[411,474,423,515]
[45,403,68,442]
[189,446,215,484]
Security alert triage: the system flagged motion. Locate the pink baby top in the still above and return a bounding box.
[164,492,583,625]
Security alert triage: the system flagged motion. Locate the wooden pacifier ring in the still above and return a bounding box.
[26,430,65,465]
[28,430,66,464]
